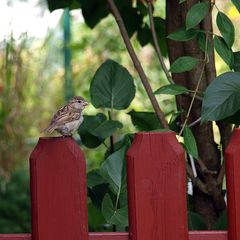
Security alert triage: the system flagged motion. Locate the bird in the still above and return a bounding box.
[43,96,89,136]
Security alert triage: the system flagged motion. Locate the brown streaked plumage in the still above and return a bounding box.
[44,96,88,136]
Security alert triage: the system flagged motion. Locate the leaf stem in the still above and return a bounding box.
[179,32,209,137]
[108,110,114,154]
[114,187,121,210]
[147,1,174,84]
[107,0,169,129]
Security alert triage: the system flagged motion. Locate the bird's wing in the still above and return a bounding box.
[45,106,81,132]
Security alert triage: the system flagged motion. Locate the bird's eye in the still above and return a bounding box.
[78,100,81,103]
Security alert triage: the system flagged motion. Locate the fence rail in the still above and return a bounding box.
[0,231,228,240]
[0,129,240,240]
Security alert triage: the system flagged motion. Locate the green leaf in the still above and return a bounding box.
[81,0,109,29]
[217,12,235,48]
[154,84,189,95]
[233,51,240,72]
[105,134,133,158]
[90,59,136,110]
[188,211,208,230]
[47,0,80,12]
[197,32,212,53]
[201,72,240,122]
[137,18,167,56]
[88,202,106,231]
[87,169,107,188]
[118,5,143,38]
[183,126,199,159]
[78,122,104,149]
[88,183,111,210]
[186,2,210,30]
[128,110,163,131]
[170,56,199,73]
[81,114,123,139]
[169,111,182,133]
[136,1,148,16]
[232,0,240,12]
[100,145,128,193]
[214,36,234,68]
[168,28,198,41]
[179,0,187,3]
[137,25,152,46]
[153,17,168,57]
[101,194,128,227]
[212,210,227,230]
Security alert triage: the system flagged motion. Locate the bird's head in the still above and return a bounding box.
[69,96,89,110]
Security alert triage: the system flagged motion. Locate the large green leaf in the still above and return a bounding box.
[188,211,208,230]
[170,56,199,73]
[90,59,136,110]
[217,12,235,48]
[183,126,199,159]
[154,84,189,95]
[101,194,128,227]
[47,0,80,12]
[167,28,198,42]
[232,0,240,12]
[100,145,128,193]
[78,116,104,148]
[128,110,162,131]
[82,113,123,139]
[186,2,210,30]
[214,36,233,68]
[201,72,240,122]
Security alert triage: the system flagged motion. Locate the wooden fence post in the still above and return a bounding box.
[127,132,188,240]
[225,128,240,240]
[30,137,88,240]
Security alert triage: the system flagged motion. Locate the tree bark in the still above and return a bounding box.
[166,0,230,228]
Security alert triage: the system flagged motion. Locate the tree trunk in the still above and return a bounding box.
[166,0,230,228]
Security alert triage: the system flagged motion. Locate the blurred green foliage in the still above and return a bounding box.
[0,168,30,233]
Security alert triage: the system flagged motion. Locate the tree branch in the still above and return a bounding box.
[107,0,169,128]
[147,1,174,84]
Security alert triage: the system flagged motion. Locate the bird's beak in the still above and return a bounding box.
[84,101,89,107]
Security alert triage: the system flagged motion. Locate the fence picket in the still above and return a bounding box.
[225,128,240,240]
[30,137,88,240]
[126,132,188,240]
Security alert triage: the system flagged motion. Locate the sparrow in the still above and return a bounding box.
[43,96,89,136]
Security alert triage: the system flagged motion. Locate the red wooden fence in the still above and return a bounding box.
[1,129,240,239]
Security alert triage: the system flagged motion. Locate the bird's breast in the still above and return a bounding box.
[65,115,83,132]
